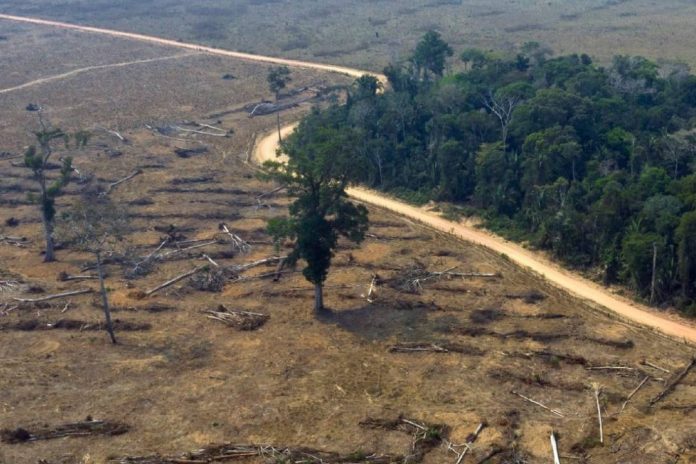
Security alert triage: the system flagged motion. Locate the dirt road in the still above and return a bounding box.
[3,13,695,345]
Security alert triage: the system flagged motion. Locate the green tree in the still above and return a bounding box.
[263,111,369,311]
[411,30,453,79]
[267,65,292,100]
[23,113,88,262]
[460,48,487,70]
[676,212,696,299]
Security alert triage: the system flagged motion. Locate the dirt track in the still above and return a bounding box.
[0,53,195,94]
[2,12,696,345]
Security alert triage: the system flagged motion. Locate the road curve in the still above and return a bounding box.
[3,13,695,345]
[254,128,696,345]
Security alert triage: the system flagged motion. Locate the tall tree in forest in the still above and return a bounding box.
[411,30,453,79]
[263,109,369,311]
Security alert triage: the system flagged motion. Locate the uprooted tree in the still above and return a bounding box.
[57,193,129,344]
[263,107,368,311]
[23,110,89,262]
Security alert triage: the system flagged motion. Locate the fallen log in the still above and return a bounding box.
[104,169,142,194]
[511,391,564,417]
[650,357,696,406]
[13,288,93,303]
[219,223,251,253]
[2,419,129,444]
[593,383,603,444]
[453,422,485,464]
[57,271,98,282]
[619,376,649,413]
[550,432,561,464]
[144,266,206,297]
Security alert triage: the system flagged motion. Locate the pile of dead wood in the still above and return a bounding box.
[204,305,269,331]
[110,443,401,464]
[2,418,129,444]
[389,262,498,294]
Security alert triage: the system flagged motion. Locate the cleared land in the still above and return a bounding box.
[1,1,695,71]
[1,17,696,464]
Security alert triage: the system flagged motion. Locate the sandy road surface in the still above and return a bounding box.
[3,13,695,345]
[254,128,696,345]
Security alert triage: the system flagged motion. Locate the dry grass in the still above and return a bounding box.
[0,21,695,464]
[2,0,696,71]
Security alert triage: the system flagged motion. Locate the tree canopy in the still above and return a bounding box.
[263,108,369,311]
[300,33,696,315]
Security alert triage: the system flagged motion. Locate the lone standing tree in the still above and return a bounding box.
[23,111,88,262]
[58,193,129,344]
[263,108,368,311]
[267,65,292,100]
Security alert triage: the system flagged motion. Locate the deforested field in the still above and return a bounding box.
[1,6,696,464]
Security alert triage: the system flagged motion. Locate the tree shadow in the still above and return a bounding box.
[316,302,440,342]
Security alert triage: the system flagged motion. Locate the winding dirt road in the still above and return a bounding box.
[2,13,695,345]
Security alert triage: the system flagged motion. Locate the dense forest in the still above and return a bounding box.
[292,33,696,314]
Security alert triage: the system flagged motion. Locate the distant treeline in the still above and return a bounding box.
[291,33,696,314]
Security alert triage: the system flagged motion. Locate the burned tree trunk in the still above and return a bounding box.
[96,251,116,344]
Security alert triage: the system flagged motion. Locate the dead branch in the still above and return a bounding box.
[205,305,269,331]
[593,383,603,444]
[511,391,564,417]
[650,357,696,406]
[172,125,228,137]
[641,360,670,374]
[13,288,93,303]
[218,223,251,253]
[390,263,498,293]
[451,422,485,464]
[550,432,561,464]
[2,419,129,444]
[225,256,287,277]
[157,240,218,260]
[0,280,20,292]
[0,235,29,247]
[97,126,125,141]
[620,376,649,413]
[57,271,98,282]
[144,266,206,297]
[256,185,286,200]
[104,169,142,194]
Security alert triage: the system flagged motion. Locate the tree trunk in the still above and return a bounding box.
[277,112,282,143]
[96,251,117,344]
[314,283,324,312]
[650,242,657,305]
[42,212,55,263]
